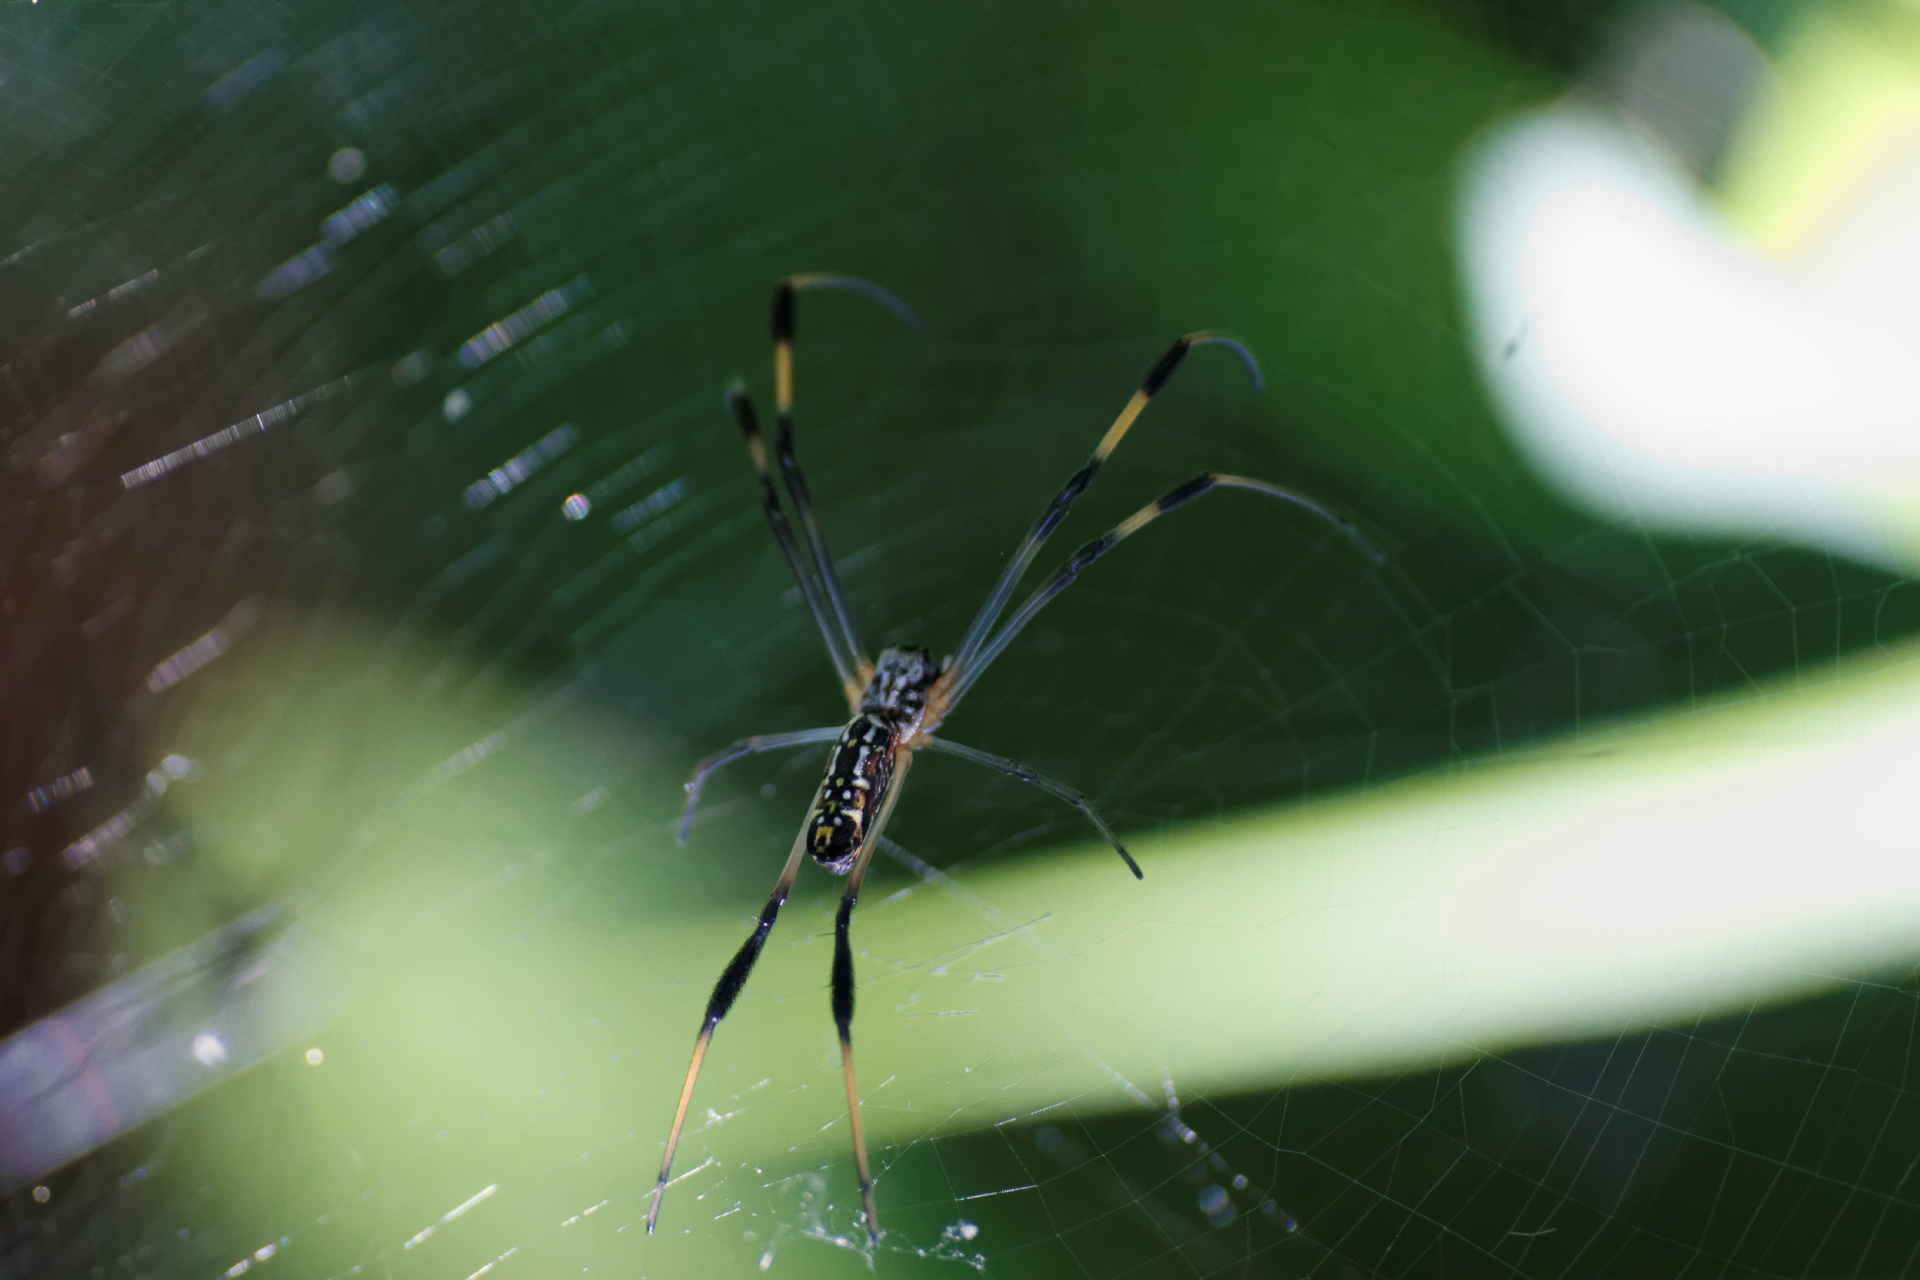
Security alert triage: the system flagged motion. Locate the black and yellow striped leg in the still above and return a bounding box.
[946,474,1381,705]
[828,752,911,1245]
[768,278,924,676]
[727,387,862,701]
[679,726,845,844]
[648,824,815,1237]
[950,334,1265,675]
[920,736,1141,878]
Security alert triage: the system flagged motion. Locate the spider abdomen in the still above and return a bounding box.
[808,714,899,873]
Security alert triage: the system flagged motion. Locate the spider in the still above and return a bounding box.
[646,275,1378,1243]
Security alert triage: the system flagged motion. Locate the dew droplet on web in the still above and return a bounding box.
[1197,1184,1235,1225]
[328,147,365,183]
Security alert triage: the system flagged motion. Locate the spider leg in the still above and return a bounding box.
[946,473,1380,706]
[948,334,1264,677]
[918,736,1140,878]
[770,276,927,677]
[829,750,913,1244]
[647,822,813,1237]
[727,388,863,701]
[679,726,844,844]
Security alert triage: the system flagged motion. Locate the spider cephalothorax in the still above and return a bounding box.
[857,645,939,719]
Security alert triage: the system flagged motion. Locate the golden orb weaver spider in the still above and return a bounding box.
[646,276,1380,1243]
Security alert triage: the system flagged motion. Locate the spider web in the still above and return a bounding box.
[3,1,1918,1278]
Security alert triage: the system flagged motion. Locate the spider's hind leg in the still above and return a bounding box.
[647,826,812,1236]
[825,752,912,1244]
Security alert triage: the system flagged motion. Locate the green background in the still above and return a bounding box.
[4,0,1918,1276]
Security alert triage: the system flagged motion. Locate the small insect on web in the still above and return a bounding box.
[646,274,1382,1245]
